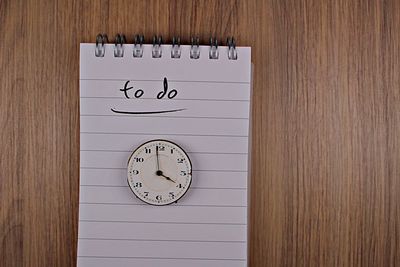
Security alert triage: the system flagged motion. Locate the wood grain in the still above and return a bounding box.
[1,0,399,266]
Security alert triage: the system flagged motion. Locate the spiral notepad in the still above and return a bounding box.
[78,34,252,267]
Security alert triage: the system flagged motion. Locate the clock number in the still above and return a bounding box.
[133,182,142,188]
[134,157,144,162]
[156,195,162,201]
[144,191,149,197]
[176,183,184,189]
[157,145,165,151]
[130,170,139,175]
[180,170,187,176]
[169,192,175,199]
[170,149,174,154]
[177,158,184,163]
[145,148,151,154]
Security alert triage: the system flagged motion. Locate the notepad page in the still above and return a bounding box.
[78,44,251,267]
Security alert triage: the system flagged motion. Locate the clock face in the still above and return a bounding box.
[127,139,192,206]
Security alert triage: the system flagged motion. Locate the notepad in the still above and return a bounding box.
[79,42,251,267]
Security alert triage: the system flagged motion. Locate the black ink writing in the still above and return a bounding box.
[111,77,185,115]
[157,77,178,99]
[110,108,185,115]
[120,81,144,99]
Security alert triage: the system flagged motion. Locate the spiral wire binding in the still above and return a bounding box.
[209,37,219,59]
[190,37,200,59]
[133,34,144,58]
[114,34,126,57]
[95,34,108,57]
[171,37,181,58]
[152,36,163,58]
[94,34,238,60]
[227,37,237,60]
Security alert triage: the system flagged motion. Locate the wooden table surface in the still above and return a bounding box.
[1,0,399,266]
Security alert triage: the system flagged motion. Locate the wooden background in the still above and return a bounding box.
[1,0,399,266]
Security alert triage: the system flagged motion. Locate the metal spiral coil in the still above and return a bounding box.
[94,34,238,59]
[95,33,108,57]
[133,34,144,58]
[227,37,237,60]
[171,36,181,59]
[152,35,163,58]
[190,36,200,59]
[209,37,219,59]
[114,34,126,57]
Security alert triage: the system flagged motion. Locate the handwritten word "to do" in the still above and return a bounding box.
[119,77,178,99]
[110,77,186,115]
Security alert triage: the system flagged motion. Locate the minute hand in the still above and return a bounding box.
[156,146,160,171]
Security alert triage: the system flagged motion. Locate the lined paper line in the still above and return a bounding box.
[81,114,249,120]
[79,220,246,226]
[80,78,250,84]
[80,149,248,155]
[79,185,247,190]
[80,132,248,138]
[80,96,250,102]
[79,202,247,208]
[78,238,245,243]
[77,256,246,261]
[80,167,248,172]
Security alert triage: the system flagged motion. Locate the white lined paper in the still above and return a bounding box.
[80,133,248,153]
[80,168,248,189]
[80,116,249,136]
[81,98,250,118]
[80,79,250,100]
[79,221,246,241]
[79,205,247,224]
[80,151,248,171]
[77,258,245,267]
[80,186,247,207]
[79,43,251,266]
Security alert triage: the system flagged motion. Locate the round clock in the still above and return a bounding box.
[127,139,192,206]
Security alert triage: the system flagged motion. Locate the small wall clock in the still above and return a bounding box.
[127,139,192,206]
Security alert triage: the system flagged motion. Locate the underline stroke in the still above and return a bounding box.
[111,108,186,115]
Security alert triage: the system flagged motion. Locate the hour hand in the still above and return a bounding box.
[156,170,176,183]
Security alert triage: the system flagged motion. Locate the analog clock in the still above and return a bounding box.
[127,139,192,206]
